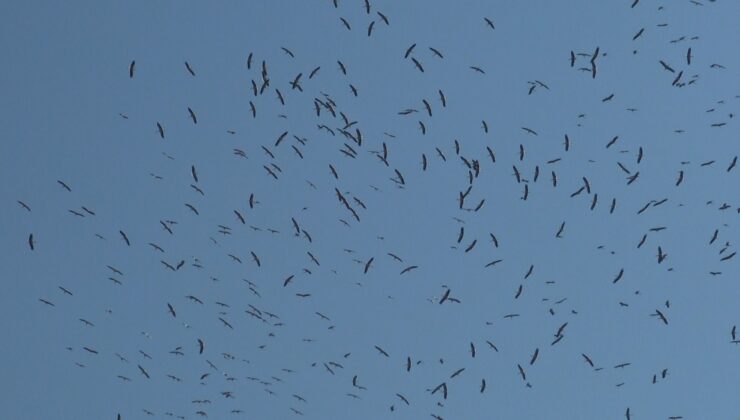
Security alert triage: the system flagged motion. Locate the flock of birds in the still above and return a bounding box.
[9,0,740,419]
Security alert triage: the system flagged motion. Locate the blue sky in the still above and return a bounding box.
[2,1,740,419]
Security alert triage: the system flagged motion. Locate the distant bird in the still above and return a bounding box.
[134,367,154,383]
[119,230,130,246]
[657,246,667,263]
[612,268,624,284]
[429,47,444,59]
[404,43,416,59]
[374,345,389,357]
[377,11,389,25]
[659,60,675,73]
[185,61,196,76]
[364,257,374,273]
[517,364,526,381]
[57,180,72,192]
[400,265,418,274]
[530,348,539,365]
[187,107,197,124]
[582,353,594,367]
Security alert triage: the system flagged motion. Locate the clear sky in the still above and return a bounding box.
[2,1,740,419]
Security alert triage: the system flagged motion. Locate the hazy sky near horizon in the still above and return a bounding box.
[2,1,740,419]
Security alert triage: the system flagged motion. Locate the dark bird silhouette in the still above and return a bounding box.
[136,364,150,379]
[530,348,539,365]
[517,364,526,381]
[654,309,668,325]
[185,61,196,76]
[400,265,418,274]
[657,246,667,263]
[119,231,130,246]
[57,180,72,192]
[582,353,595,367]
[404,43,416,59]
[374,345,389,357]
[377,11,389,25]
[659,60,675,73]
[429,47,444,58]
[611,268,625,284]
[364,257,374,274]
[439,288,451,304]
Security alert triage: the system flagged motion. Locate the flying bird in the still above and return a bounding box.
[185,61,196,76]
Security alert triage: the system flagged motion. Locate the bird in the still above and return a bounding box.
[374,345,389,357]
[185,61,196,76]
[582,354,595,367]
[57,180,72,192]
[429,47,444,59]
[38,298,54,307]
[654,309,669,325]
[657,246,668,263]
[364,257,374,273]
[659,60,675,73]
[187,107,197,124]
[400,265,418,274]
[404,43,417,59]
[167,303,176,318]
[138,365,150,379]
[411,57,424,72]
[530,348,539,365]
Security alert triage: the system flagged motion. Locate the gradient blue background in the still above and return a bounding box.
[2,1,740,419]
